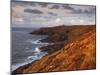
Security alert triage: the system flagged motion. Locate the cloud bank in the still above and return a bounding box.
[12,1,96,28]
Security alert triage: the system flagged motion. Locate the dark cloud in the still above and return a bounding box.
[73,9,83,13]
[26,2,37,6]
[48,12,57,16]
[73,8,96,14]
[37,3,48,7]
[62,4,74,10]
[50,5,60,9]
[24,9,43,14]
[90,7,96,14]
[12,1,37,6]
[84,9,96,14]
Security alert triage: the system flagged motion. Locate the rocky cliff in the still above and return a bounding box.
[13,25,96,74]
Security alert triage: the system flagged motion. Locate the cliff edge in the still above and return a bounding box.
[13,25,96,74]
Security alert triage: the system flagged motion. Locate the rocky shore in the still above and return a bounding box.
[12,25,96,74]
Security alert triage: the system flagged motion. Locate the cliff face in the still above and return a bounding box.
[13,25,96,74]
[30,25,95,43]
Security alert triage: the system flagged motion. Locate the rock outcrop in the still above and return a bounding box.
[13,25,96,74]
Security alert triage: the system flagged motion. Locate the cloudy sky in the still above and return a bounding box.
[11,0,96,28]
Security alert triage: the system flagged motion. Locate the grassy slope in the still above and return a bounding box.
[13,25,96,74]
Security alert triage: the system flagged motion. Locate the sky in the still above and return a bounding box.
[11,0,96,28]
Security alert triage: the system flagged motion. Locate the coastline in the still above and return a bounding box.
[11,38,48,72]
[13,25,96,74]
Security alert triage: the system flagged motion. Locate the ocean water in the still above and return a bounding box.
[11,28,48,71]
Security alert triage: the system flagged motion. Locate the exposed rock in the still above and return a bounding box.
[30,25,95,43]
[13,25,96,74]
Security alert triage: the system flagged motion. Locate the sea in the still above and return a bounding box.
[11,27,48,71]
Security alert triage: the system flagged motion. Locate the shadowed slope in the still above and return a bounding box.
[13,25,96,74]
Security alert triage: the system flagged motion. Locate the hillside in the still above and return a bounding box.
[13,25,96,74]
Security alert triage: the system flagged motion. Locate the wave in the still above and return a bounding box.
[34,47,41,53]
[12,47,47,72]
[12,37,49,71]
[26,52,47,62]
[27,47,47,61]
[27,39,54,46]
[31,39,49,45]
